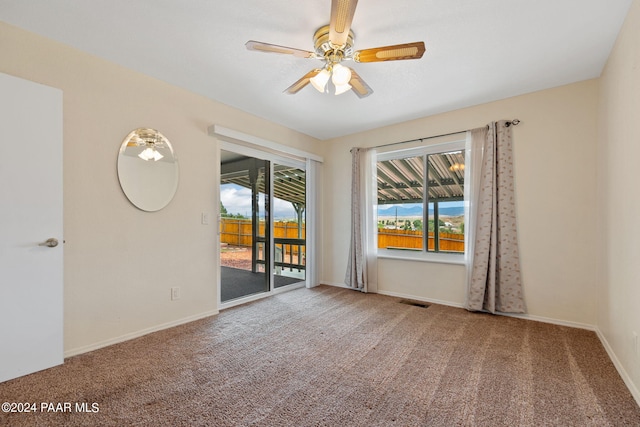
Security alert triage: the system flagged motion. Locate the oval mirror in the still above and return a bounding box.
[117,128,179,212]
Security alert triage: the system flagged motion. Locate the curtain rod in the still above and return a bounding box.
[370,119,520,150]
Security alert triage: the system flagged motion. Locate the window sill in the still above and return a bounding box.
[377,249,466,265]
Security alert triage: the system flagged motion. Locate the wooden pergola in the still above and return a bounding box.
[377,150,465,205]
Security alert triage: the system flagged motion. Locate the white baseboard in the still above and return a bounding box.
[369,288,598,332]
[376,289,465,309]
[64,309,219,358]
[321,282,464,309]
[498,312,596,331]
[595,328,640,407]
[320,281,351,289]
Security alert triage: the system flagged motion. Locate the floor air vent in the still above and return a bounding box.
[398,299,430,308]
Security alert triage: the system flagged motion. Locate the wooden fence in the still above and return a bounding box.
[378,229,464,252]
[220,219,462,253]
[220,218,305,247]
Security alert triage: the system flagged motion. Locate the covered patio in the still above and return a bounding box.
[220,151,306,301]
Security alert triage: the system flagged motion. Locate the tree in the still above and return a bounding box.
[413,219,423,231]
[220,201,229,217]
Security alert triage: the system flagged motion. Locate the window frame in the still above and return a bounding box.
[376,139,466,265]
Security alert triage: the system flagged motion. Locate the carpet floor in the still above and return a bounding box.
[1,285,639,426]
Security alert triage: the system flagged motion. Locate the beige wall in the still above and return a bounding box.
[0,22,321,355]
[598,0,640,400]
[322,80,600,327]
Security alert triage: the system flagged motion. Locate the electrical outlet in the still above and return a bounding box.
[201,212,209,225]
[171,287,180,301]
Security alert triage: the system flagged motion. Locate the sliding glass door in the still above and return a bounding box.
[219,151,269,301]
[272,163,306,287]
[219,150,305,304]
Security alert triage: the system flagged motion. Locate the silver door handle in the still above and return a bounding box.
[39,238,59,248]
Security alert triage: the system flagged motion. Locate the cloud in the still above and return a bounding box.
[221,184,299,219]
[273,197,296,219]
[220,185,252,216]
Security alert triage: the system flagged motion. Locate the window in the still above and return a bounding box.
[376,140,465,263]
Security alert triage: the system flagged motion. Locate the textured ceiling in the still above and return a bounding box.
[0,0,632,140]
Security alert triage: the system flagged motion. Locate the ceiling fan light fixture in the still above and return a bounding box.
[334,82,352,95]
[310,68,331,92]
[331,63,352,86]
[139,146,164,162]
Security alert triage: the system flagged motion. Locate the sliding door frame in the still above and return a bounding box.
[212,126,322,310]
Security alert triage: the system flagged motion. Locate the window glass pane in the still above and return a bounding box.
[376,156,424,251]
[376,143,466,258]
[272,164,306,286]
[427,201,435,251]
[427,150,465,254]
[437,200,465,253]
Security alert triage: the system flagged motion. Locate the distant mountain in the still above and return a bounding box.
[378,205,464,217]
[378,205,423,216]
[435,207,465,216]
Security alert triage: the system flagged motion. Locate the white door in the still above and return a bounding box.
[0,72,64,383]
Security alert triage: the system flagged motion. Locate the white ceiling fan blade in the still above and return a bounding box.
[245,40,315,58]
[284,69,322,94]
[329,0,358,47]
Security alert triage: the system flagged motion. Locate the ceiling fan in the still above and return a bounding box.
[245,0,426,98]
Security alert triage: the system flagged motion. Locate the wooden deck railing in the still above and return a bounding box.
[221,218,305,271]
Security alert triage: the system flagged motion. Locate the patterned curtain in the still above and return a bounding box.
[466,121,525,313]
[345,147,378,292]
